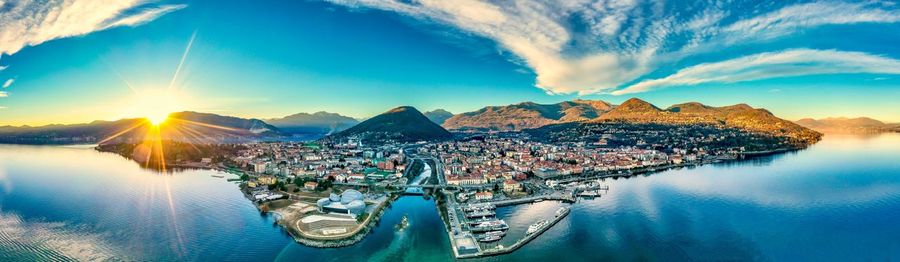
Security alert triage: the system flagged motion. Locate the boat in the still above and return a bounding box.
[211,175,225,178]
[395,215,409,231]
[526,220,549,235]
[465,210,496,219]
[578,190,601,197]
[478,230,506,237]
[471,220,509,232]
[478,235,502,242]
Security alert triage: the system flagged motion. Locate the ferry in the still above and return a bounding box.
[526,220,549,235]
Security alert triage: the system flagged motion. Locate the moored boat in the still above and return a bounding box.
[526,220,549,235]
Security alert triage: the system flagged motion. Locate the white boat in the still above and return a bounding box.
[556,207,568,217]
[526,220,549,235]
[478,235,502,242]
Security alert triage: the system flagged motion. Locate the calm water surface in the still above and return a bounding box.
[1,134,899,261]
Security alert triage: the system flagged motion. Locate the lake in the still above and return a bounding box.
[1,134,899,261]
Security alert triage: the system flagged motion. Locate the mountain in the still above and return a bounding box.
[327,106,452,143]
[266,111,358,135]
[795,117,897,133]
[424,109,454,125]
[167,111,279,135]
[0,112,280,145]
[588,98,820,143]
[442,99,614,131]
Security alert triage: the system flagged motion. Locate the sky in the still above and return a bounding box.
[0,0,899,126]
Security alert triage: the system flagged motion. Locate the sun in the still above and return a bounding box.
[130,89,184,126]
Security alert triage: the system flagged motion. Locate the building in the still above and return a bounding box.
[446,173,487,186]
[258,175,277,185]
[304,181,318,190]
[474,191,493,200]
[503,180,521,192]
[316,189,367,216]
[252,162,268,173]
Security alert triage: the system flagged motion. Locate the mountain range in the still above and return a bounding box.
[590,99,819,141]
[326,106,452,143]
[266,111,359,135]
[795,117,900,134]
[0,112,278,144]
[1,98,833,145]
[442,99,613,131]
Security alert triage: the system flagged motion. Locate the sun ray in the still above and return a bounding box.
[167,30,197,91]
[98,120,150,144]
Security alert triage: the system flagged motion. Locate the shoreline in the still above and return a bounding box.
[89,143,813,251]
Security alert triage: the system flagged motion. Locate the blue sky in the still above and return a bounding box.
[0,0,899,126]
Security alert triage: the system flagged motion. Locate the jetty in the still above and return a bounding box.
[457,207,570,259]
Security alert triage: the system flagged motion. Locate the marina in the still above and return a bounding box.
[456,207,571,259]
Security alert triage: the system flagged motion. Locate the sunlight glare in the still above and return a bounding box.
[131,89,184,126]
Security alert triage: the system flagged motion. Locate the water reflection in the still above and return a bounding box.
[1,134,899,261]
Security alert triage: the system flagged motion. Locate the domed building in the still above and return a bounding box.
[340,189,364,204]
[316,189,368,216]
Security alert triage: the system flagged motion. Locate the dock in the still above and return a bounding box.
[485,192,576,207]
[457,207,570,259]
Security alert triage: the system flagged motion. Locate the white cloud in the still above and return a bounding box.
[612,49,900,95]
[0,0,185,56]
[0,91,7,97]
[2,78,13,88]
[326,1,900,95]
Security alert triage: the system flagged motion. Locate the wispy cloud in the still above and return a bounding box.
[0,0,186,56]
[612,49,900,95]
[0,91,8,97]
[326,1,900,95]
[2,78,14,88]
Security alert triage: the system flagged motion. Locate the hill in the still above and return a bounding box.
[442,99,614,131]
[327,106,452,143]
[266,111,358,135]
[795,117,897,134]
[424,109,454,125]
[589,98,820,143]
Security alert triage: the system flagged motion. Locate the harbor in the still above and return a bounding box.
[445,190,578,259]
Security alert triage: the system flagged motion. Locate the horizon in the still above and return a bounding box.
[2,97,899,128]
[1,0,899,125]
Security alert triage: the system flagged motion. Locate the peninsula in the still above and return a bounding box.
[82,98,822,258]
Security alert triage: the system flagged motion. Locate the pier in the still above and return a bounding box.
[457,207,571,259]
[485,192,577,207]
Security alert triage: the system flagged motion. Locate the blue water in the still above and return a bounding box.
[1,134,899,261]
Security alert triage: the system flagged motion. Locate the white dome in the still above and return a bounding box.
[340,189,364,204]
[329,193,340,202]
[316,198,331,208]
[346,200,366,214]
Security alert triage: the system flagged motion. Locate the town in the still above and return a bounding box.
[162,124,781,258]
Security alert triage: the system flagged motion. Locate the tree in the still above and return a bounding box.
[240,174,250,181]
